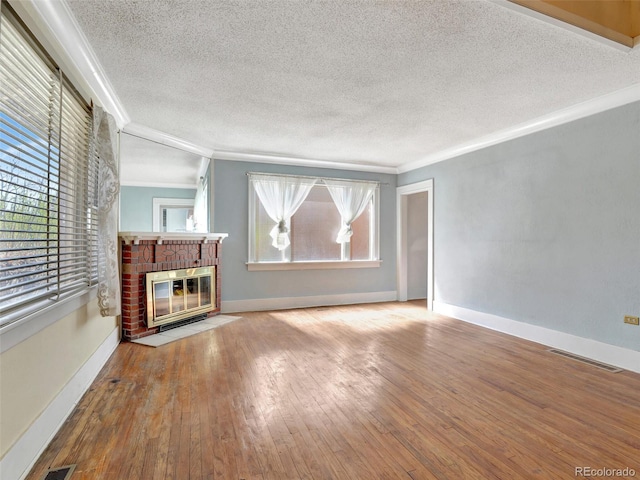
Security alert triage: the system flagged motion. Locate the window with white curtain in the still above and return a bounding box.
[0,4,98,327]
[248,173,380,270]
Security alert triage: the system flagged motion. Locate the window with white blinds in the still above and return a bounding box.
[0,5,97,327]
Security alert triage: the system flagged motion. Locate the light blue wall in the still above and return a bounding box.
[213,160,397,302]
[120,186,196,231]
[399,101,640,351]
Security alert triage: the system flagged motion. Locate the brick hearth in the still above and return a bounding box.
[119,233,226,340]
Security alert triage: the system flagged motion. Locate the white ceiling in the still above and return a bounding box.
[59,0,640,183]
[119,133,207,189]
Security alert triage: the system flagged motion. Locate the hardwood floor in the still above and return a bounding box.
[26,302,640,479]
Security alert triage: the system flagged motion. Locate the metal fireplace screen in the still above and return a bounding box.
[146,267,215,327]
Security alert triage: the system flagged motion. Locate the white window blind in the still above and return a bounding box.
[0,5,97,326]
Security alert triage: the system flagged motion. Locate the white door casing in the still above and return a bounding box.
[397,179,434,310]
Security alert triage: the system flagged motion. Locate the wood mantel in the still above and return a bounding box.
[119,231,228,245]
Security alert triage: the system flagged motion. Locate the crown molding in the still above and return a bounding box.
[123,123,216,158]
[211,149,398,174]
[120,180,198,190]
[398,83,640,174]
[22,0,129,128]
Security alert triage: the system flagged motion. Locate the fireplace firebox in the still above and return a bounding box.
[146,267,215,327]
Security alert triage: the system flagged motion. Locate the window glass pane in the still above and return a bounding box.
[154,282,170,317]
[350,201,371,260]
[172,280,185,313]
[200,276,212,306]
[185,277,199,309]
[291,187,341,262]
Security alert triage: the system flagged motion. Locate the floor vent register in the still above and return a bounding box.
[41,465,76,480]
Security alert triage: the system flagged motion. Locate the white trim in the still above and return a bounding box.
[433,302,640,374]
[212,149,397,174]
[398,84,640,174]
[21,0,129,127]
[151,197,195,232]
[221,291,397,313]
[247,260,382,271]
[209,160,215,231]
[118,231,228,245]
[396,180,434,310]
[124,123,215,158]
[120,180,199,189]
[197,157,210,181]
[0,327,120,480]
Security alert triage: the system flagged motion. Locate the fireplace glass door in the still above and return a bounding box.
[146,267,215,327]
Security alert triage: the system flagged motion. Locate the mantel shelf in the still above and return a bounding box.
[119,231,229,245]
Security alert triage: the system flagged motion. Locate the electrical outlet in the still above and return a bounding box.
[624,315,640,326]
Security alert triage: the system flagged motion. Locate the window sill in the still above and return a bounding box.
[246,260,382,271]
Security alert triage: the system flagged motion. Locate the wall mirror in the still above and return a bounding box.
[119,133,210,233]
[152,197,195,232]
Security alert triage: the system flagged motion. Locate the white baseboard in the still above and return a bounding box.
[433,302,640,374]
[0,327,120,480]
[221,290,397,313]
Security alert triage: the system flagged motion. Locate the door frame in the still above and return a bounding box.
[152,197,195,232]
[396,179,434,310]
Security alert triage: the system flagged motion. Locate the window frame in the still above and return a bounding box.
[0,2,98,340]
[247,174,382,271]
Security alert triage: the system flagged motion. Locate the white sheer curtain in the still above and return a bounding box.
[251,174,317,250]
[324,179,377,243]
[92,106,121,317]
[193,174,208,232]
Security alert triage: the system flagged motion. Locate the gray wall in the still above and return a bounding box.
[407,191,428,300]
[120,186,196,231]
[213,160,397,302]
[399,101,640,351]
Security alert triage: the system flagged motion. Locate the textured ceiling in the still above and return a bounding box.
[119,133,205,188]
[64,0,640,178]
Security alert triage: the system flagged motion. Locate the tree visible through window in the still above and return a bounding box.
[0,5,97,326]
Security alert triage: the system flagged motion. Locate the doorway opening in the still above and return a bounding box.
[397,179,434,310]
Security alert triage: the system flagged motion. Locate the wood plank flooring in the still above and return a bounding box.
[26,302,640,479]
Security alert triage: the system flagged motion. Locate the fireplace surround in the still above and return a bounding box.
[119,232,227,340]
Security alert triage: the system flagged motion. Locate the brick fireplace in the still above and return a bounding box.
[119,232,228,340]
